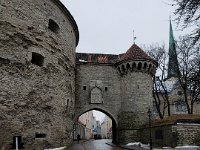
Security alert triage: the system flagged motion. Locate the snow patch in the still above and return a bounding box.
[126,142,149,148]
[44,146,66,150]
[175,145,200,149]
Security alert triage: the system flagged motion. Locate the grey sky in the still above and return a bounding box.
[60,0,183,54]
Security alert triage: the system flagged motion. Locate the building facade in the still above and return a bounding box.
[101,115,112,139]
[77,111,93,139]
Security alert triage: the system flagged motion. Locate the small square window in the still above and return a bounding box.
[31,52,44,66]
[83,86,86,90]
[35,133,46,138]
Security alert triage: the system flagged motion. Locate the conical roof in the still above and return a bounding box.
[118,44,155,63]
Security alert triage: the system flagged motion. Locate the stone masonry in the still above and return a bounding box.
[0,0,157,149]
[75,45,157,144]
[0,0,78,149]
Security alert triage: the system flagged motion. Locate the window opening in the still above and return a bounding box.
[35,133,46,138]
[174,101,187,113]
[105,87,108,91]
[31,52,44,66]
[48,19,59,33]
[11,136,24,149]
[83,86,87,90]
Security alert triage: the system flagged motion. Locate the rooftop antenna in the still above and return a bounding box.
[133,30,136,44]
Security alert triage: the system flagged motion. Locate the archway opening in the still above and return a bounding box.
[73,109,117,143]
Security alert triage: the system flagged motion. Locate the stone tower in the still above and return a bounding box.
[0,0,78,149]
[117,44,157,143]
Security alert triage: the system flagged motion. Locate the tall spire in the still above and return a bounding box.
[167,19,179,78]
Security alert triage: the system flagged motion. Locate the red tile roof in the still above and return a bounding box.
[118,44,154,63]
[76,44,156,65]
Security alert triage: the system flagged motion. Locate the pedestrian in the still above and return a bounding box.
[77,134,80,143]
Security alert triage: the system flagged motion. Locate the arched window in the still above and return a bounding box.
[148,64,152,72]
[132,63,136,71]
[143,62,147,69]
[122,65,126,73]
[126,63,130,71]
[138,62,142,70]
[91,87,103,104]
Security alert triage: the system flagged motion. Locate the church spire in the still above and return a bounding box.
[167,19,179,78]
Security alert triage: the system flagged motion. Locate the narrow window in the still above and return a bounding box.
[67,99,69,107]
[35,133,46,138]
[31,52,44,66]
[105,87,108,91]
[12,136,24,149]
[138,62,142,70]
[83,86,86,90]
[48,19,59,33]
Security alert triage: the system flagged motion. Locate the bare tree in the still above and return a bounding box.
[172,0,200,45]
[176,35,200,114]
[145,44,171,119]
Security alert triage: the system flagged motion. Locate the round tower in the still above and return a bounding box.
[117,44,157,143]
[0,0,78,149]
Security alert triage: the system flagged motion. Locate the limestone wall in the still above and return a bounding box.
[0,0,78,149]
[118,71,154,143]
[75,63,121,123]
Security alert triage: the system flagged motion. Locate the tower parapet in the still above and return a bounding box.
[117,44,157,76]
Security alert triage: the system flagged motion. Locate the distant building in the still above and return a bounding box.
[101,116,112,139]
[76,111,93,140]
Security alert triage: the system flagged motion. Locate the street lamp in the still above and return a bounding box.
[147,108,153,149]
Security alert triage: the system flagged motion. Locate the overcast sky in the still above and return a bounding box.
[60,0,184,54]
[60,1,185,120]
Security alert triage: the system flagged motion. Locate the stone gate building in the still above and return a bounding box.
[0,0,157,149]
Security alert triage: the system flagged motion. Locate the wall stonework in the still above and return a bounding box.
[0,0,156,148]
[75,63,121,123]
[0,0,78,149]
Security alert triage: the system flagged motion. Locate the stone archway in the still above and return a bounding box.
[74,108,118,143]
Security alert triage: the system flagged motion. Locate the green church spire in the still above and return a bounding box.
[167,19,179,78]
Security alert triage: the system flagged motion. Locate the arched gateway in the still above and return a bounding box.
[75,44,157,143]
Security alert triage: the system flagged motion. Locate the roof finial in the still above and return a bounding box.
[133,30,136,44]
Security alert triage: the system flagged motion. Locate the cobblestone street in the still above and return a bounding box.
[70,139,126,150]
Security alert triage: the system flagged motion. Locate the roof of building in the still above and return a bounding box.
[150,114,200,127]
[76,53,119,64]
[76,44,157,65]
[118,44,155,63]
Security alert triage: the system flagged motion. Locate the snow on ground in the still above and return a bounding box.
[126,142,149,149]
[175,145,200,149]
[126,142,200,149]
[44,146,66,150]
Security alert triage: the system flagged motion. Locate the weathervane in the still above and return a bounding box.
[133,30,136,44]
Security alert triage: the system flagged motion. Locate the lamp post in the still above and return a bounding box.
[147,108,153,149]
